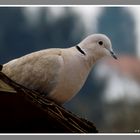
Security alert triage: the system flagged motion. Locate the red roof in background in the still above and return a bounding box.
[103,55,140,82]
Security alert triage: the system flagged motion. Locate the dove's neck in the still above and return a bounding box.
[76,44,97,69]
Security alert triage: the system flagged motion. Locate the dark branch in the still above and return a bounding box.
[0,71,98,133]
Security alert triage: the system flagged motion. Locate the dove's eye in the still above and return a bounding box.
[98,41,103,46]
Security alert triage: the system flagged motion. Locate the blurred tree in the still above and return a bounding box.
[97,7,136,56]
[95,7,140,132]
[34,7,85,49]
[0,7,29,63]
[0,7,85,64]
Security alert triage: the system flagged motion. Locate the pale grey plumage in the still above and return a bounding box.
[2,34,117,104]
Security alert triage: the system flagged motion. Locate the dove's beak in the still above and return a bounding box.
[110,51,117,60]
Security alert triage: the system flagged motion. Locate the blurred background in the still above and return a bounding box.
[0,6,140,133]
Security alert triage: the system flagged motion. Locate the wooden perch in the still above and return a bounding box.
[0,69,98,133]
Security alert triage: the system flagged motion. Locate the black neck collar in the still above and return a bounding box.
[76,45,86,56]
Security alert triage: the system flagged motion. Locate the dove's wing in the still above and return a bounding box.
[2,49,64,95]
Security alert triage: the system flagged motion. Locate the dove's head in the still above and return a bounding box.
[79,34,117,61]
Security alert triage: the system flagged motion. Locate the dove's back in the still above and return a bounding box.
[2,49,64,95]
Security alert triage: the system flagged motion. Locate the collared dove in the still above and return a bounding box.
[2,34,117,104]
